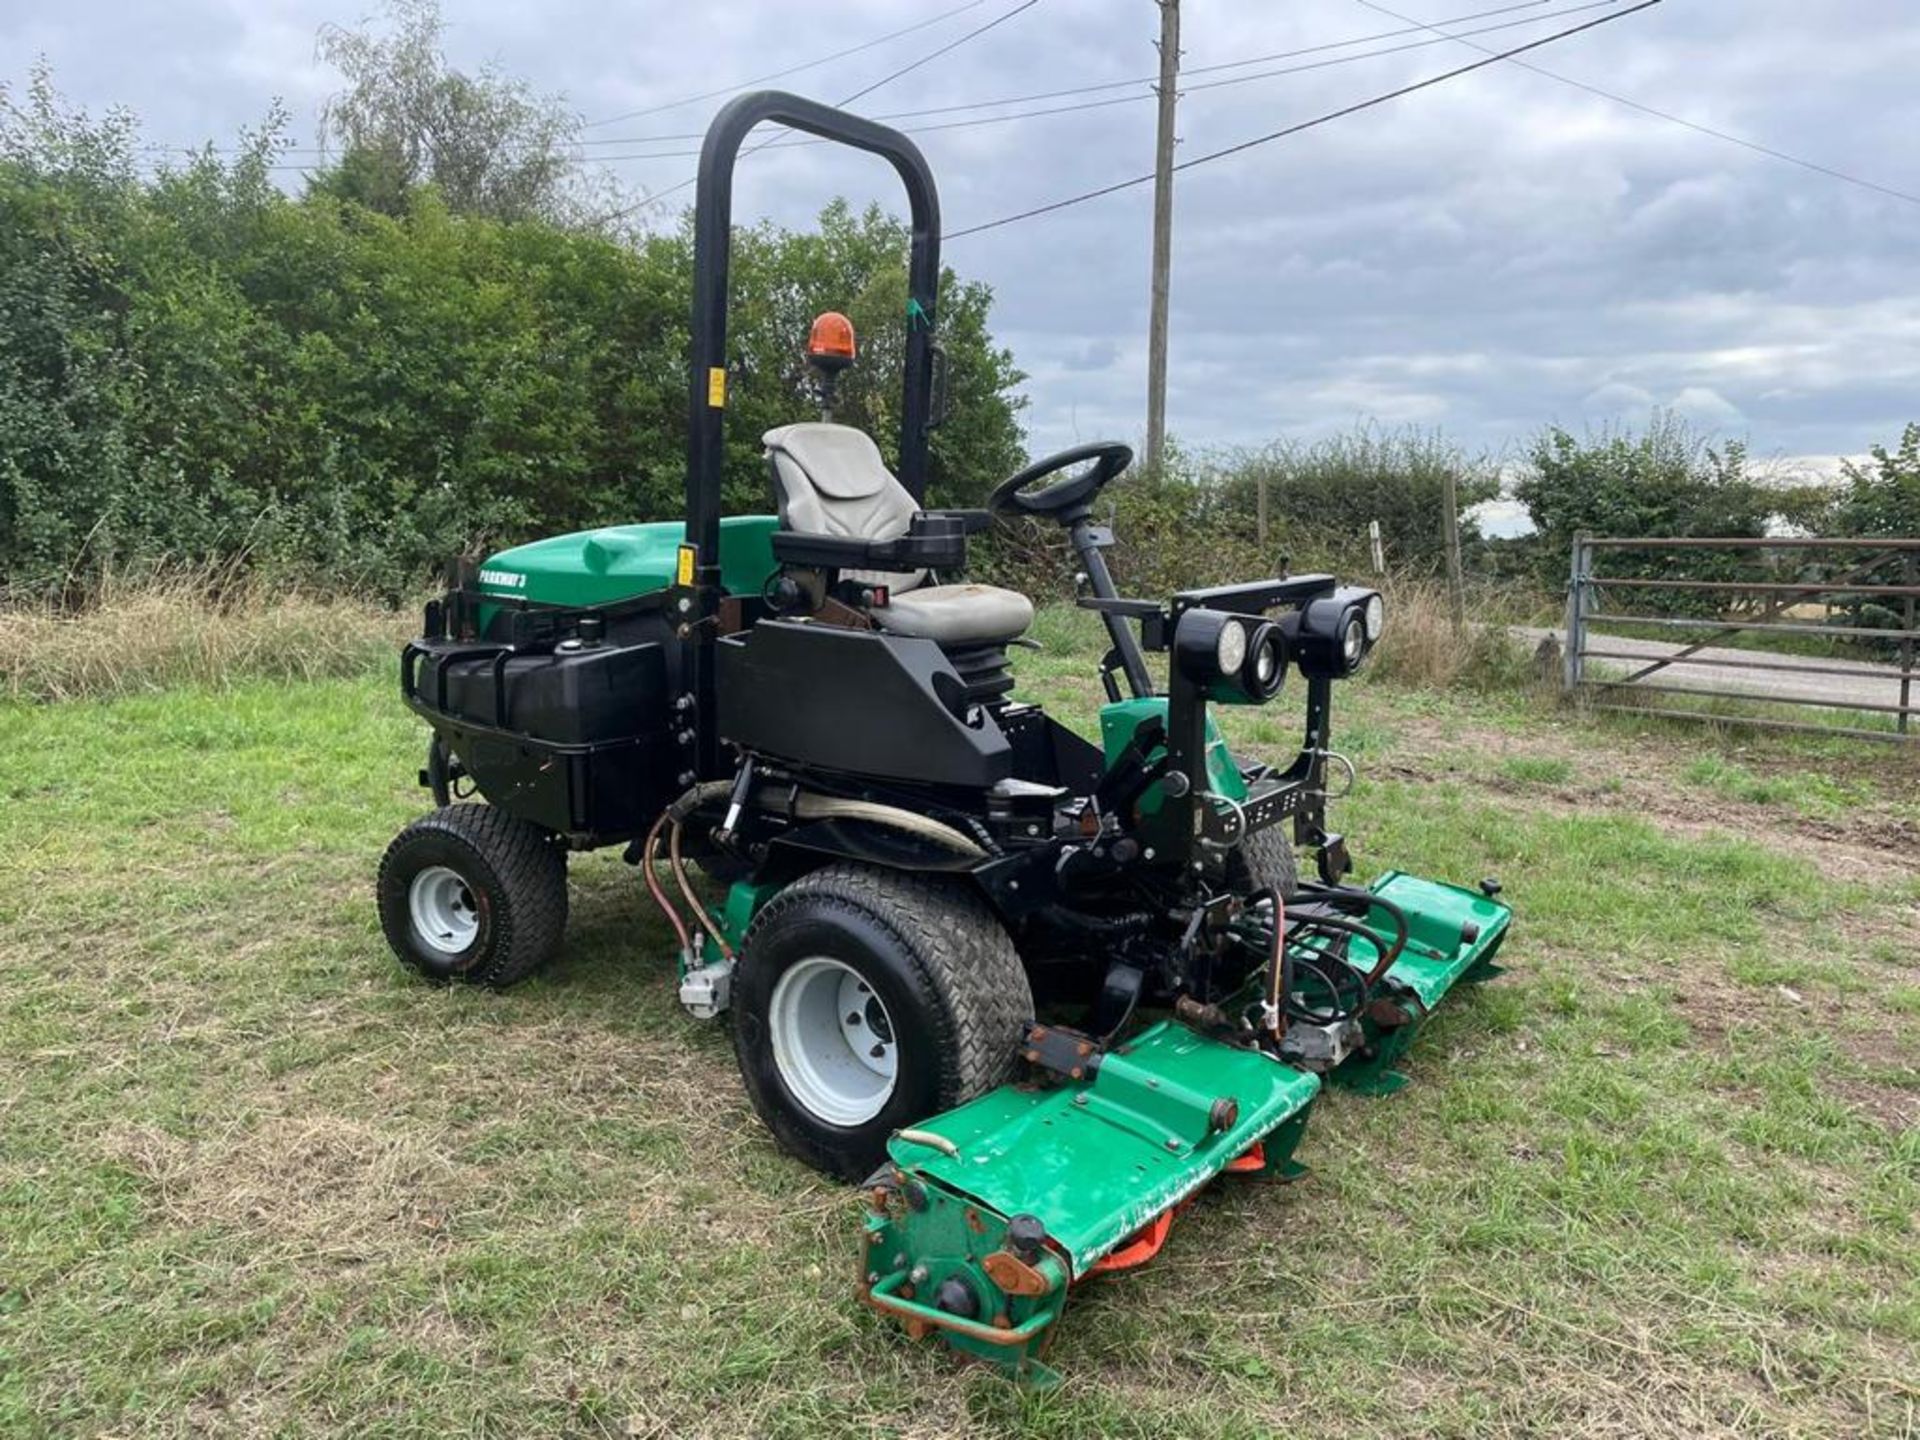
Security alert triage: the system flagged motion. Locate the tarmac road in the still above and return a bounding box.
[1515,627,1916,717]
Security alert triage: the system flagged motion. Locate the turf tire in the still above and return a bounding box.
[1228,822,1300,900]
[377,804,567,987]
[731,864,1032,1181]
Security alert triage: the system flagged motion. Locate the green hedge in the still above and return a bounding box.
[0,104,1025,595]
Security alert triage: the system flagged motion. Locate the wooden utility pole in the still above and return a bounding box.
[1145,0,1180,473]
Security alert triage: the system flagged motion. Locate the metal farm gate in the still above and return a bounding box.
[1562,536,1920,742]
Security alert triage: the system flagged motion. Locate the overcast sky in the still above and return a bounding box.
[8,0,1919,500]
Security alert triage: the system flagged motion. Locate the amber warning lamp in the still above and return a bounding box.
[806,311,857,419]
[807,311,857,372]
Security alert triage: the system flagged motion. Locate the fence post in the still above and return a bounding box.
[1902,548,1916,736]
[1368,520,1385,575]
[1563,532,1589,694]
[1441,468,1465,631]
[1256,473,1269,549]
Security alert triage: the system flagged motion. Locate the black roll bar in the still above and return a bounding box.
[684,90,942,778]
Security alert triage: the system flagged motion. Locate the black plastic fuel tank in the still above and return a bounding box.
[438,640,666,743]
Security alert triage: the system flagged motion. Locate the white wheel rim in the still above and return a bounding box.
[409,865,479,955]
[768,957,898,1126]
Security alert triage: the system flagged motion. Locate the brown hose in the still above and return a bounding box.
[1257,887,1287,1042]
[640,811,692,953]
[669,817,733,960]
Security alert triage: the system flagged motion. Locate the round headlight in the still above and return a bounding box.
[1341,615,1365,667]
[1241,622,1288,700]
[1215,619,1248,676]
[1253,638,1278,686]
[1363,593,1385,640]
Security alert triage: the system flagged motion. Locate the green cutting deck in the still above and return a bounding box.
[859,870,1513,1384]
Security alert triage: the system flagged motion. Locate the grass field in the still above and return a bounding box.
[2,606,1916,1438]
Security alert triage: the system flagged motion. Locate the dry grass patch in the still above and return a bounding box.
[0,569,409,702]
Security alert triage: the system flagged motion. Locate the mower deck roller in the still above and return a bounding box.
[859,874,1510,1385]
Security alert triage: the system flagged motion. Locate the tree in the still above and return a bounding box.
[1514,410,1768,547]
[313,0,590,225]
[1835,423,1920,538]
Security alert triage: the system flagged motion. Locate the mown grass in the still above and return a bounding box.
[1,606,1915,1438]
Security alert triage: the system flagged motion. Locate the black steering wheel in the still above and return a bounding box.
[986,441,1134,521]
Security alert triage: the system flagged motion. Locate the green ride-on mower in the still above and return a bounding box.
[377,91,1511,1384]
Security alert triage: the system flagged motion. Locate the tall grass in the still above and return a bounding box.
[0,567,410,702]
[1365,579,1537,692]
[2,568,1540,706]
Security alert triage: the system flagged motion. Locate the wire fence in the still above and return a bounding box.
[1562,536,1920,743]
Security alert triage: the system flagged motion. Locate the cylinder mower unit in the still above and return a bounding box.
[374,88,1516,1387]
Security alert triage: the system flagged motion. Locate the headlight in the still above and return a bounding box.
[1289,586,1384,678]
[1242,621,1288,701]
[1173,608,1287,704]
[1215,620,1247,676]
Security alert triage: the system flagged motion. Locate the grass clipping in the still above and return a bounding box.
[0,570,411,702]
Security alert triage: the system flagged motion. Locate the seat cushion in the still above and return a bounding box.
[763,423,927,589]
[872,583,1035,645]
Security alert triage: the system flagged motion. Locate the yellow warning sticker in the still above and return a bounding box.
[675,544,697,587]
[707,366,727,408]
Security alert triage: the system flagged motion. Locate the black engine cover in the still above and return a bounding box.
[715,621,1011,789]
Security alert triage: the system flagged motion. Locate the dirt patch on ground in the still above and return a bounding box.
[107,1114,468,1262]
[1825,1077,1920,1134]
[1380,710,1920,888]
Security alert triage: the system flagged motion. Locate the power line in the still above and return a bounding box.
[1352,0,1920,209]
[563,0,1625,167]
[162,1,1603,165]
[259,0,1618,178]
[580,0,996,129]
[559,0,1581,147]
[619,0,1042,216]
[942,0,1662,240]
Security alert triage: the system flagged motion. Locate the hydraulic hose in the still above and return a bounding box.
[670,815,732,961]
[1252,887,1286,1042]
[640,777,985,967]
[785,794,987,858]
[640,810,693,955]
[1291,882,1410,982]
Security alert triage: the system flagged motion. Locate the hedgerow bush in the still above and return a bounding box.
[0,71,1026,597]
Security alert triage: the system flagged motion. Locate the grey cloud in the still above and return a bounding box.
[6,0,1918,468]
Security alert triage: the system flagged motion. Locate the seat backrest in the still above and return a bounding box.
[763,423,927,589]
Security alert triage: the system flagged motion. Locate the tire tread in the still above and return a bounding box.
[377,804,567,987]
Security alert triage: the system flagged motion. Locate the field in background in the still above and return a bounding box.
[2,604,1916,1438]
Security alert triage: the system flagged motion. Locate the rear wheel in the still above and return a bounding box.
[377,805,567,987]
[731,865,1031,1181]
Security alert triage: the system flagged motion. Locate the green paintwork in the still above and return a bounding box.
[476,514,781,609]
[860,1186,1069,1386]
[1098,696,1249,809]
[864,1020,1318,1383]
[700,879,781,970]
[889,1020,1319,1274]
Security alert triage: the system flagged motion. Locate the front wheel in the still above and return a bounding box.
[730,865,1032,1181]
[377,805,568,987]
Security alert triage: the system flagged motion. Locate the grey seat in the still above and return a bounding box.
[763,423,1034,646]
